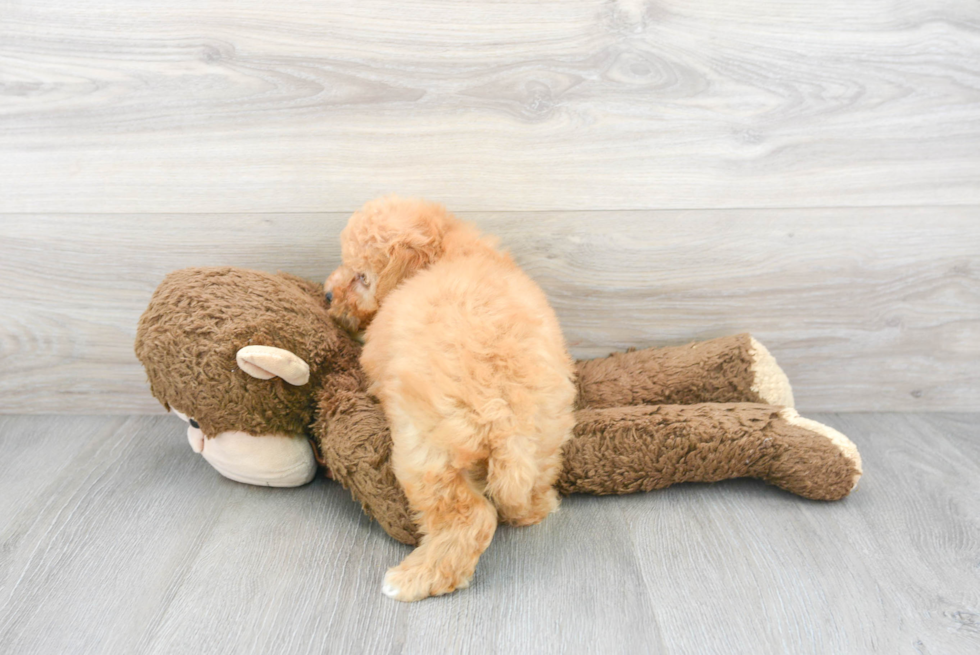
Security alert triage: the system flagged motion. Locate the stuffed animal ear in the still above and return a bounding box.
[236,345,310,386]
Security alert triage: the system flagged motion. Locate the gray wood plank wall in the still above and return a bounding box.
[1,1,978,413]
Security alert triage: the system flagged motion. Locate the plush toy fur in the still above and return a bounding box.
[136,267,862,548]
[136,268,361,438]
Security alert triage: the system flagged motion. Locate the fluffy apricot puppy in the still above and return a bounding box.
[327,197,576,602]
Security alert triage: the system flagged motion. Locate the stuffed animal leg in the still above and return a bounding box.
[575,333,794,409]
[559,404,861,500]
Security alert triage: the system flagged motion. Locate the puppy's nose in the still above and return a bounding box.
[325,291,333,304]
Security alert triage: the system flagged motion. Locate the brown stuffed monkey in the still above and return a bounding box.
[135,267,862,547]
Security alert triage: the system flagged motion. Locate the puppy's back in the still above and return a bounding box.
[361,251,575,431]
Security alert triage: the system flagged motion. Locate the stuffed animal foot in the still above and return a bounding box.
[767,408,862,500]
[173,410,317,487]
[559,403,862,500]
[746,337,795,407]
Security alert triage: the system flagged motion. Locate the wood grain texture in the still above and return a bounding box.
[621,412,980,655]
[1,208,977,413]
[0,415,118,532]
[1,413,978,654]
[1,0,978,212]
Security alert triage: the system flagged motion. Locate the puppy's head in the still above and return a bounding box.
[326,196,453,333]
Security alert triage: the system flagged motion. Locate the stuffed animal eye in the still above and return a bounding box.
[356,273,369,286]
[189,418,200,429]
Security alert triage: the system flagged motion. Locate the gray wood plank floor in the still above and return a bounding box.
[1,414,977,654]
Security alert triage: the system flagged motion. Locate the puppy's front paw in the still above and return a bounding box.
[381,575,402,600]
[381,561,471,602]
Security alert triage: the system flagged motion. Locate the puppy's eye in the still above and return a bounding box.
[356,273,369,286]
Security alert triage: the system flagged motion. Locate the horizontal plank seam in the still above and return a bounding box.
[1,204,979,216]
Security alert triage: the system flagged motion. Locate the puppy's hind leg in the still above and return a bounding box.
[485,433,562,527]
[383,446,498,602]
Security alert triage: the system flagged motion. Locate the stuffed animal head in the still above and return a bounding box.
[135,267,361,439]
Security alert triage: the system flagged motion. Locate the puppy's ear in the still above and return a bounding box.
[378,220,444,291]
[383,239,435,278]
